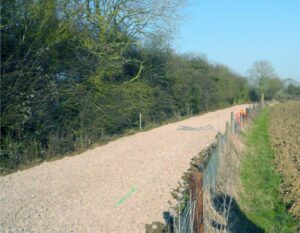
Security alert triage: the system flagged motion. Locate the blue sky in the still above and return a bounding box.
[173,0,300,81]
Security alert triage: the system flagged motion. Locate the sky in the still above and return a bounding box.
[173,0,300,81]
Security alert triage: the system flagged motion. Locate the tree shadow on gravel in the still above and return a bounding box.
[212,194,265,233]
[145,195,264,233]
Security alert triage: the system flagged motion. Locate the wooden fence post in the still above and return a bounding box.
[217,133,222,156]
[189,172,204,233]
[246,108,250,120]
[139,112,142,130]
[226,122,230,145]
[230,112,235,134]
[240,114,243,126]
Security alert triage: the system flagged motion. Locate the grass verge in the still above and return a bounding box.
[239,108,297,233]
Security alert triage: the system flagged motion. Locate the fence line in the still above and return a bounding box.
[172,103,261,233]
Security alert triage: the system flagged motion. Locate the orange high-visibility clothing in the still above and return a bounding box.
[240,109,246,116]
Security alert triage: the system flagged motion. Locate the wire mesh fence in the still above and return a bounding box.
[171,103,261,233]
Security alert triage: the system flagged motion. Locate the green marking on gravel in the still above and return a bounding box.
[114,186,137,208]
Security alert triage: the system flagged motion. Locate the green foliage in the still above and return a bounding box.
[265,77,284,99]
[1,0,251,172]
[275,84,300,101]
[248,60,278,104]
[240,109,297,232]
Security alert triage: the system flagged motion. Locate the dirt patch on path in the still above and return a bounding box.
[269,101,300,218]
[0,105,249,233]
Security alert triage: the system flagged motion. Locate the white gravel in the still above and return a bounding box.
[0,104,249,233]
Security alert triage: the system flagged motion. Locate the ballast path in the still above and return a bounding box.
[0,104,249,233]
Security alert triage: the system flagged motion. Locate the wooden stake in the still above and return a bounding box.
[226,122,230,145]
[246,108,250,119]
[217,133,222,156]
[230,112,235,134]
[139,112,142,130]
[189,172,204,233]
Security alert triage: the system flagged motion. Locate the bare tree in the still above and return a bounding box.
[82,0,186,37]
[248,60,277,106]
[64,0,187,81]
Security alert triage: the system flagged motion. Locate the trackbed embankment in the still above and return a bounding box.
[0,104,249,233]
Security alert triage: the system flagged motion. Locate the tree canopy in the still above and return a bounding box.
[248,60,278,106]
[0,0,263,172]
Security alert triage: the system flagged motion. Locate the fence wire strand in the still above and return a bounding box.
[171,104,261,233]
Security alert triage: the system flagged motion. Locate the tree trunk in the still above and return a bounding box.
[261,92,265,107]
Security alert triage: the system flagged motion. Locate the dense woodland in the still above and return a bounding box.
[1,0,299,171]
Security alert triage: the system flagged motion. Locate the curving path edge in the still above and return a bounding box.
[0,104,249,233]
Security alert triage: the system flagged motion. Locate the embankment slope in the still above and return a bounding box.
[0,104,249,233]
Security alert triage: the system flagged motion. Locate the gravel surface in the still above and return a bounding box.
[0,104,249,233]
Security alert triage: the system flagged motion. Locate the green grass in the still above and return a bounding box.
[240,108,297,233]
